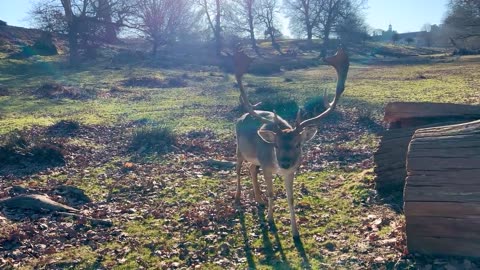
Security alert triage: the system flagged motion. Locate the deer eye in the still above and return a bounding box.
[295,144,301,149]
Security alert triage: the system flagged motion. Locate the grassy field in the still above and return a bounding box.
[0,40,479,269]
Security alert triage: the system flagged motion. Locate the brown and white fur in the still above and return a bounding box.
[233,49,350,238]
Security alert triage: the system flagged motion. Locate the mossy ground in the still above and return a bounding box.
[0,43,479,269]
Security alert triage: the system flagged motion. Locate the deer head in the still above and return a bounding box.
[234,48,350,170]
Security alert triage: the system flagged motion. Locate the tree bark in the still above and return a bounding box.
[404,119,480,257]
[98,0,117,43]
[321,28,331,57]
[61,0,80,65]
[246,1,260,56]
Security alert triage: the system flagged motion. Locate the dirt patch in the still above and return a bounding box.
[46,120,81,137]
[121,76,188,88]
[0,84,9,96]
[34,82,95,100]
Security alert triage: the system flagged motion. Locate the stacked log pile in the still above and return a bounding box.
[404,120,480,257]
[374,102,480,193]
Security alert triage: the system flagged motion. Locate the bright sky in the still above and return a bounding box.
[0,0,449,34]
[365,0,449,33]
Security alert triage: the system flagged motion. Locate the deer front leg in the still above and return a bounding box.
[249,164,263,204]
[263,169,274,222]
[285,172,299,238]
[235,157,243,204]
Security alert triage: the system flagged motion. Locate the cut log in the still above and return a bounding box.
[374,121,463,192]
[374,102,479,194]
[404,119,480,257]
[385,102,480,124]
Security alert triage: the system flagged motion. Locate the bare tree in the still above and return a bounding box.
[255,0,283,53]
[316,0,365,56]
[229,0,262,55]
[444,0,480,49]
[335,9,369,46]
[198,0,225,56]
[31,0,134,65]
[97,0,117,43]
[133,0,196,55]
[420,24,433,47]
[284,0,323,42]
[284,0,365,52]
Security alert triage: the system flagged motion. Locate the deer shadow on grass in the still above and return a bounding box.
[237,207,257,269]
[237,203,312,269]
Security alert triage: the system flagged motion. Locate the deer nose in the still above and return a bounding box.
[279,159,292,169]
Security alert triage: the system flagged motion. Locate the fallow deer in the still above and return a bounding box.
[234,48,350,238]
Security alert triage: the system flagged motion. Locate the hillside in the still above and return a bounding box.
[0,26,479,269]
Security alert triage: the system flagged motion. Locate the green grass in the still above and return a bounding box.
[0,47,478,269]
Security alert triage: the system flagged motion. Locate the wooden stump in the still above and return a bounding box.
[404,120,480,257]
[374,102,480,193]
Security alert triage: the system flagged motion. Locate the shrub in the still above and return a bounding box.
[29,143,65,166]
[130,124,177,154]
[254,86,277,95]
[34,82,95,100]
[257,98,299,120]
[47,120,81,137]
[249,61,281,76]
[0,130,65,173]
[166,77,188,88]
[0,84,9,96]
[121,76,187,88]
[283,58,320,70]
[303,95,327,118]
[0,132,28,162]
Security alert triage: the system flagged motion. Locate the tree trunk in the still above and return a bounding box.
[321,26,331,57]
[307,27,313,43]
[214,0,222,56]
[247,2,260,56]
[61,0,79,66]
[67,19,80,65]
[269,30,282,54]
[98,0,117,43]
[404,119,480,258]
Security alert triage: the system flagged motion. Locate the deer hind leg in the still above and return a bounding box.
[284,172,299,238]
[263,168,274,222]
[249,164,263,204]
[235,153,244,204]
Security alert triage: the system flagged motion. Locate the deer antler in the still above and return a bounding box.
[296,48,350,130]
[234,51,276,125]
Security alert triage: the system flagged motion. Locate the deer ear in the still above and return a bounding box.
[257,130,276,144]
[300,127,317,142]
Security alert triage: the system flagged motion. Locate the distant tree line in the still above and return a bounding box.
[31,0,367,65]
[444,0,480,51]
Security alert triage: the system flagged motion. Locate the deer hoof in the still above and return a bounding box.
[292,232,301,241]
[268,221,277,232]
[256,198,267,206]
[234,196,241,205]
